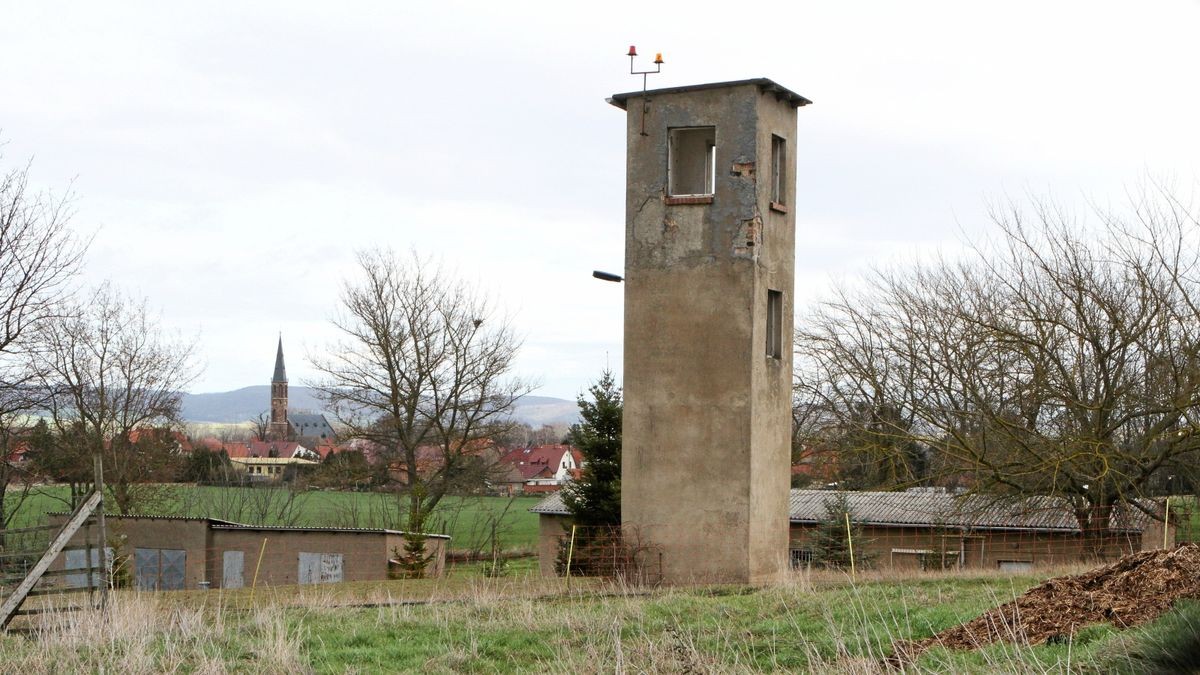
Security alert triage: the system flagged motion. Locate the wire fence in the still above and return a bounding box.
[789,526,1172,575]
[0,515,107,623]
[556,525,663,586]
[1,493,1195,624]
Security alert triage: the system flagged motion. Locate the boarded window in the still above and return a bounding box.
[299,552,344,584]
[770,134,787,205]
[668,127,716,196]
[892,548,961,571]
[766,289,783,359]
[890,548,930,571]
[789,548,813,569]
[222,550,245,589]
[998,560,1033,573]
[134,547,186,591]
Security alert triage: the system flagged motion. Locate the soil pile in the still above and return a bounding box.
[890,544,1200,665]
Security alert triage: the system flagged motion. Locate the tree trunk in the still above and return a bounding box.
[1078,498,1115,561]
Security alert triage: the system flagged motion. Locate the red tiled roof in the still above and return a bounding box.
[193,439,308,459]
[129,428,192,452]
[497,444,580,481]
[4,439,30,463]
[312,443,340,460]
[194,437,225,451]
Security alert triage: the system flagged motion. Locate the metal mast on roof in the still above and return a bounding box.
[626,45,663,136]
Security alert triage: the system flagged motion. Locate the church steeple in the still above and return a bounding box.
[272,335,287,383]
[269,335,290,441]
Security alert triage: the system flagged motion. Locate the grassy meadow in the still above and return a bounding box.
[1,567,1197,673]
[9,485,543,553]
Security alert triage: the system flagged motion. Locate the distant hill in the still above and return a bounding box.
[507,395,580,427]
[180,386,579,427]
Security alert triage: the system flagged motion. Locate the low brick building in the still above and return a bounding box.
[49,513,449,590]
[531,488,1174,577]
[784,489,1171,572]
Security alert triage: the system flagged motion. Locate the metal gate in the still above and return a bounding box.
[64,547,112,588]
[134,548,186,590]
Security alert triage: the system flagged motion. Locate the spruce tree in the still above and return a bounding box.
[561,369,622,527]
[810,492,874,570]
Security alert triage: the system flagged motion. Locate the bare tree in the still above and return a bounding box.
[0,155,87,535]
[795,187,1200,545]
[310,250,533,573]
[249,411,271,441]
[31,284,199,513]
[0,157,87,356]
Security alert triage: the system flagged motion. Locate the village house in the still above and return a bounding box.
[128,428,193,453]
[48,513,450,590]
[228,455,318,481]
[531,488,1174,577]
[195,439,321,481]
[495,444,582,495]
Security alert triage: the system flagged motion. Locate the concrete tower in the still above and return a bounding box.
[609,79,810,584]
[269,336,289,441]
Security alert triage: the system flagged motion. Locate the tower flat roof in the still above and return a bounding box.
[607,77,812,110]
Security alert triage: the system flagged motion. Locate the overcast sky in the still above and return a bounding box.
[2,1,1198,399]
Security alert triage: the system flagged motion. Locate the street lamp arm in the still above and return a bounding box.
[592,270,624,283]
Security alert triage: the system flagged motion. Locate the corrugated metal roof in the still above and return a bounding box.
[529,491,569,515]
[47,512,451,539]
[47,512,240,525]
[788,490,1149,533]
[210,523,451,539]
[532,489,1155,534]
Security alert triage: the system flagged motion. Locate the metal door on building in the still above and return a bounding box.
[222,551,244,589]
[134,547,187,590]
[298,552,344,584]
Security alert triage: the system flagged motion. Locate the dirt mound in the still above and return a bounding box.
[890,544,1200,665]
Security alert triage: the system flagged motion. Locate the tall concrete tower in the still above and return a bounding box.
[269,336,289,441]
[609,79,810,584]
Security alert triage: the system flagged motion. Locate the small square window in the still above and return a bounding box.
[767,289,783,359]
[770,134,787,207]
[668,127,716,197]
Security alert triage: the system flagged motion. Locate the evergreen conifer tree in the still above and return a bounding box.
[811,492,874,570]
[561,369,622,527]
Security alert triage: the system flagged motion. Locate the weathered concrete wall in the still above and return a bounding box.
[620,81,799,584]
[538,513,572,577]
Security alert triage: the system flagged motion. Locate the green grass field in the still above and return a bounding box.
[1,569,1196,672]
[8,485,544,552]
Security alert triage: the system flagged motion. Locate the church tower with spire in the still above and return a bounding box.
[269,336,290,441]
